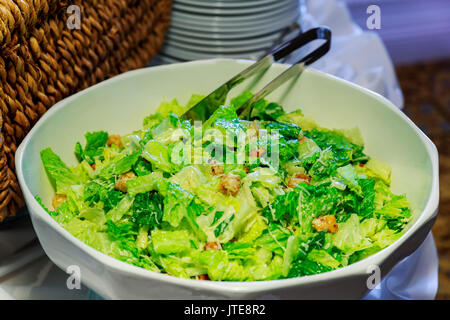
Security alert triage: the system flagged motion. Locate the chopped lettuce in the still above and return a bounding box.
[37,93,412,282]
[357,158,392,185]
[336,164,362,195]
[277,109,317,131]
[40,148,80,192]
[161,182,194,228]
[141,140,173,173]
[155,99,186,116]
[151,230,191,254]
[75,131,108,164]
[305,128,369,165]
[126,172,164,195]
[332,214,372,254]
[131,192,164,230]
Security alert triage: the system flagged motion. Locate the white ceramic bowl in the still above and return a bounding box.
[16,59,439,299]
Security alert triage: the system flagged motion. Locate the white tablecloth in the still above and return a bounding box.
[0,0,437,300]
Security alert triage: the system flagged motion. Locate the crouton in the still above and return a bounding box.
[107,134,122,148]
[114,171,136,192]
[287,173,311,188]
[204,242,220,251]
[249,147,266,158]
[52,194,67,209]
[312,215,338,233]
[299,137,307,144]
[198,274,210,280]
[219,173,241,196]
[210,160,224,176]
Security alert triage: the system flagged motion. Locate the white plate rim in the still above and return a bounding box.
[170,11,299,32]
[165,31,281,47]
[171,2,298,24]
[173,0,296,15]
[161,44,267,60]
[167,24,295,40]
[176,0,282,9]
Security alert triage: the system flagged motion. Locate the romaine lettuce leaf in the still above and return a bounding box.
[288,259,333,277]
[151,230,191,254]
[131,192,164,230]
[161,182,194,228]
[185,200,208,242]
[336,164,362,195]
[98,152,140,178]
[106,194,134,222]
[277,109,318,131]
[332,214,372,254]
[126,171,164,195]
[356,158,392,185]
[307,249,341,269]
[141,140,174,173]
[155,99,186,116]
[236,215,267,243]
[297,137,321,161]
[132,158,152,176]
[264,121,301,140]
[255,224,292,256]
[83,179,124,212]
[75,131,108,164]
[40,148,80,192]
[194,250,249,281]
[253,102,286,121]
[222,242,255,260]
[305,128,368,166]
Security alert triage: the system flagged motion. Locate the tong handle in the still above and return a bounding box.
[237,27,331,119]
[233,27,331,84]
[181,27,331,122]
[270,26,331,65]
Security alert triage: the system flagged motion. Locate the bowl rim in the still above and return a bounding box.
[15,58,440,294]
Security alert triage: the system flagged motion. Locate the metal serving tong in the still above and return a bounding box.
[181,26,332,122]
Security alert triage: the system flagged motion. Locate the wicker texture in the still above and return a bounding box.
[0,0,172,222]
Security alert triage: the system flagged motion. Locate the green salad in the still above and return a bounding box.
[37,92,412,281]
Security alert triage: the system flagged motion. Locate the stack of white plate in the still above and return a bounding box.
[158,0,301,63]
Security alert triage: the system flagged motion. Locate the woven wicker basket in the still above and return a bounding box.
[0,0,172,222]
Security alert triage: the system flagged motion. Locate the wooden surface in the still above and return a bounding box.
[396,60,450,300]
